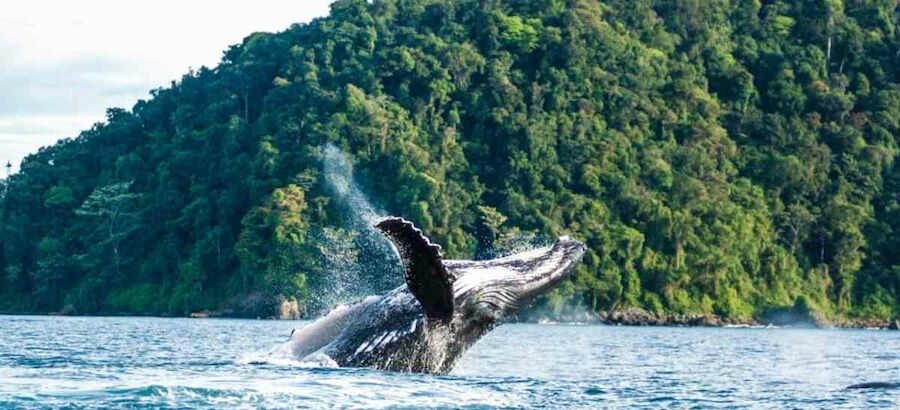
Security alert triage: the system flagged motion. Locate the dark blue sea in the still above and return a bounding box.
[1,315,898,409]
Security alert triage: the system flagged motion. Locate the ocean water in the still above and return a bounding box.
[1,315,898,409]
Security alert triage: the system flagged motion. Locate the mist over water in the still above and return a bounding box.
[305,144,402,312]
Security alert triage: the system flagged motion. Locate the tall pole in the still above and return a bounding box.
[4,160,10,179]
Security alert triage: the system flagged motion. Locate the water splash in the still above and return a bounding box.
[240,351,339,369]
[321,144,382,226]
[307,144,403,312]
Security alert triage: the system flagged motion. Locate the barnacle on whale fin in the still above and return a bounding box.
[375,217,454,322]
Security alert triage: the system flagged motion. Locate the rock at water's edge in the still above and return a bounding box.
[279,298,301,320]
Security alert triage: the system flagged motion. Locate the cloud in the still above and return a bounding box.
[0,55,147,115]
[0,0,334,174]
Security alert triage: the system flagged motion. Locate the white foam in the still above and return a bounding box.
[237,351,339,369]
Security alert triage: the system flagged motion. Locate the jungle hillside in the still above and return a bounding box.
[1,0,898,322]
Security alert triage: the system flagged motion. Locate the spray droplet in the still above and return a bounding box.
[307,144,403,313]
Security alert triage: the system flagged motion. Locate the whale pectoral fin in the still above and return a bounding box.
[375,217,454,322]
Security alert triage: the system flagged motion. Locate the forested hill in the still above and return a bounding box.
[1,0,898,321]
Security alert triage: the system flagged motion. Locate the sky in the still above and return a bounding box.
[0,0,334,175]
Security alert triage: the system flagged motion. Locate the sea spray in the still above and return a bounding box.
[309,144,548,315]
[321,144,382,226]
[306,144,403,312]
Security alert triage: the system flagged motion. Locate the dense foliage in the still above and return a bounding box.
[1,0,898,320]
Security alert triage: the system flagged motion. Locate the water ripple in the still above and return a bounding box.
[1,317,899,408]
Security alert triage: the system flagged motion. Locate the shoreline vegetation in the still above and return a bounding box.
[537,306,900,330]
[2,0,899,325]
[3,306,898,330]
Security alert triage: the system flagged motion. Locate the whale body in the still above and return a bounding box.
[273,217,585,374]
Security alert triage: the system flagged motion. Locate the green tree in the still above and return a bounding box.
[75,182,142,282]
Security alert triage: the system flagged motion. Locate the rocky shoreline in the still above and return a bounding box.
[528,306,900,330]
[9,304,900,330]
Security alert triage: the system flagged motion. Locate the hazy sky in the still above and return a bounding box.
[1,0,334,174]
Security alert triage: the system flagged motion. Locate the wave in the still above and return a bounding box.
[238,351,339,369]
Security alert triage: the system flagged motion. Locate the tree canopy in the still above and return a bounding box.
[1,0,898,321]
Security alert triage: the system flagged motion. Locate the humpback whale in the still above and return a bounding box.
[274,217,586,374]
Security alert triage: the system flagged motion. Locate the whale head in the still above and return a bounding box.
[448,235,586,323]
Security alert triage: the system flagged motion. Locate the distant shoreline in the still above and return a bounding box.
[524,306,900,330]
[0,310,295,320]
[4,307,898,330]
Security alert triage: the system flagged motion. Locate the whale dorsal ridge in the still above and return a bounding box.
[375,217,454,322]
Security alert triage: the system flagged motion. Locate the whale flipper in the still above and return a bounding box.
[375,218,454,322]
